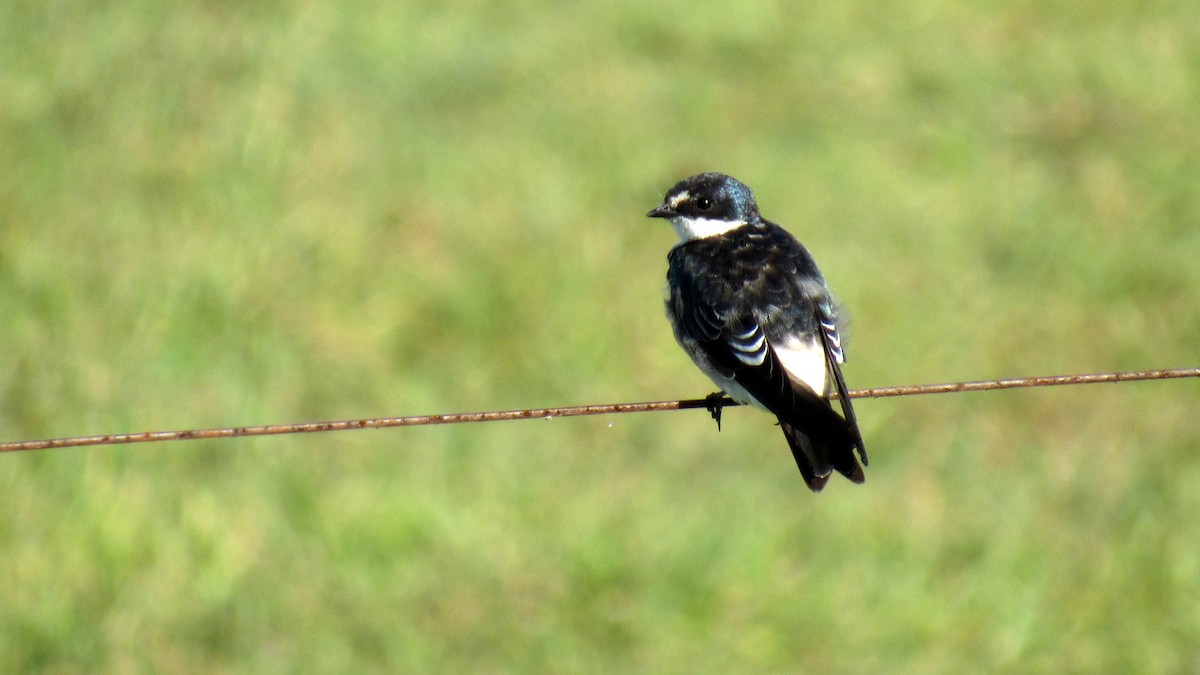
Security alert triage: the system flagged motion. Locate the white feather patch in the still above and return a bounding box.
[773,335,827,396]
[669,216,746,242]
[819,317,844,364]
[732,335,766,366]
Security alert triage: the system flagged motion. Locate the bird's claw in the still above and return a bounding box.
[705,391,727,431]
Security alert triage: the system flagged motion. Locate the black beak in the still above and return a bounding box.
[646,204,674,218]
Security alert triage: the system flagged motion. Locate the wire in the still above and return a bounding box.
[1,367,1196,454]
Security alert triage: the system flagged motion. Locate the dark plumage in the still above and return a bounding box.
[648,173,867,491]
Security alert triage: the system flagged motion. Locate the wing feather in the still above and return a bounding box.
[817,306,868,466]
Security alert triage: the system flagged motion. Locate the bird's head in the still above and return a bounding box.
[647,172,760,242]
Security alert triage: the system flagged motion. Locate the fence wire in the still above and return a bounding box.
[1,367,1196,454]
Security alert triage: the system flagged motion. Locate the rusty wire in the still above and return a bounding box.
[1,367,1196,454]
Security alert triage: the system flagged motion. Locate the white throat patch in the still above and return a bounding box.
[670,215,746,243]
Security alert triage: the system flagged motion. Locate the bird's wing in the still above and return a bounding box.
[817,304,868,465]
[677,297,853,449]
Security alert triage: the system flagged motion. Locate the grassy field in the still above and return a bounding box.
[3,1,1199,672]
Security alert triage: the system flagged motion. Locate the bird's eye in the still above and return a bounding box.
[696,197,713,210]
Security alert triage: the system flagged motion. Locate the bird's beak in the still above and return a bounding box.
[646,203,674,219]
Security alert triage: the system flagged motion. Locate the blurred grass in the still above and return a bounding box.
[2,0,1199,672]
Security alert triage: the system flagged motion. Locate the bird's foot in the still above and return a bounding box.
[705,391,727,431]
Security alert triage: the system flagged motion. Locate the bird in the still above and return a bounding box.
[646,172,867,491]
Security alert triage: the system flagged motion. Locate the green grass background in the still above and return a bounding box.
[2,1,1199,672]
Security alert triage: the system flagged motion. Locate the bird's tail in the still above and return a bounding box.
[780,420,865,492]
